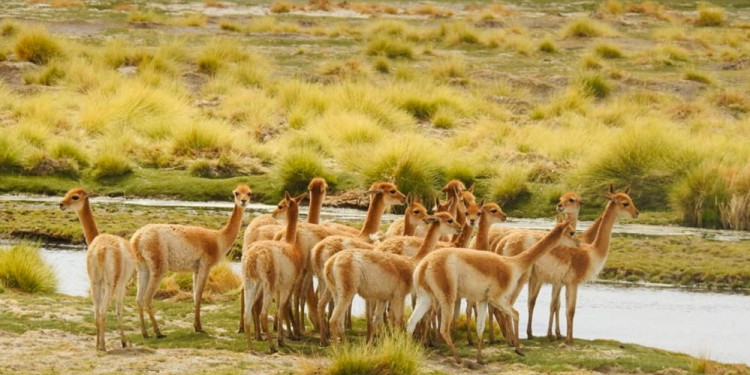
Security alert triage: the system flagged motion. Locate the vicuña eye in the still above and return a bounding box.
[72,196,79,201]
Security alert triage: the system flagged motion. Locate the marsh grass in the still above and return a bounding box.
[14,28,62,64]
[484,164,531,207]
[326,332,424,375]
[594,43,624,59]
[576,73,612,99]
[171,121,234,157]
[276,147,336,197]
[0,242,57,294]
[0,135,24,173]
[538,38,557,53]
[23,64,65,85]
[683,70,712,84]
[1,20,20,37]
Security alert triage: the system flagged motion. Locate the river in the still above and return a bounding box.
[37,245,750,366]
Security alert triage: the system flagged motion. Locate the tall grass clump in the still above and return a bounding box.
[695,5,725,27]
[14,28,62,64]
[1,20,20,37]
[90,152,133,181]
[0,135,23,173]
[538,38,557,53]
[594,43,624,59]
[171,121,234,157]
[570,122,698,210]
[429,55,468,84]
[0,243,57,294]
[576,73,612,99]
[365,36,414,59]
[276,148,336,196]
[358,137,444,203]
[23,64,65,85]
[720,167,750,230]
[326,332,424,375]
[683,70,712,84]
[670,163,729,228]
[483,164,531,208]
[563,17,614,38]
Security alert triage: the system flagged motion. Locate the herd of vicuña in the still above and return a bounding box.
[59,177,638,364]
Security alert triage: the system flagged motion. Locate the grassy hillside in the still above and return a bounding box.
[0,0,748,230]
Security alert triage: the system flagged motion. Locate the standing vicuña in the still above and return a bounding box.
[131,184,251,338]
[60,188,136,351]
[407,219,574,364]
[241,191,307,353]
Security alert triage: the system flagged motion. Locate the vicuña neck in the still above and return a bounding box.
[359,194,386,237]
[565,211,578,232]
[592,200,619,257]
[451,222,473,248]
[307,190,324,224]
[514,224,566,270]
[285,207,299,245]
[472,214,492,251]
[220,203,245,249]
[412,223,442,261]
[77,198,99,245]
[580,215,604,244]
[403,212,418,236]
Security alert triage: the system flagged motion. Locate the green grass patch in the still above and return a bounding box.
[0,242,57,294]
[365,36,414,59]
[563,17,614,38]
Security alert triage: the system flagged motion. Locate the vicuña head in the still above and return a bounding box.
[59,187,97,211]
[606,184,639,219]
[308,177,328,194]
[556,192,582,214]
[367,181,406,206]
[233,184,252,209]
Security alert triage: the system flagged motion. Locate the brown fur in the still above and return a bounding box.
[241,192,307,352]
[407,219,573,364]
[60,188,135,351]
[131,184,251,338]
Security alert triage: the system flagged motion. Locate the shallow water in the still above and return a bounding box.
[38,245,750,366]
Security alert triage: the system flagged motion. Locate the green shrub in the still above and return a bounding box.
[91,153,133,180]
[365,36,414,59]
[276,148,336,197]
[326,332,424,375]
[0,243,57,294]
[14,29,62,64]
[670,164,729,228]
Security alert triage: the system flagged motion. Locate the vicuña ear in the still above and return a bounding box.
[478,199,485,208]
[467,183,475,193]
[284,191,292,202]
[609,184,615,194]
[294,192,308,202]
[405,192,413,206]
[624,186,631,195]
[366,189,382,195]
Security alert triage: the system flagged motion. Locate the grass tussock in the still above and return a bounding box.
[0,242,57,294]
[326,332,424,375]
[484,164,531,207]
[594,43,624,59]
[576,73,612,99]
[171,121,234,157]
[1,20,20,37]
[276,147,336,197]
[0,134,24,173]
[695,5,725,27]
[23,64,65,85]
[683,70,712,85]
[14,28,62,64]
[366,36,414,59]
[538,38,557,53]
[563,17,614,38]
[90,152,133,181]
[670,163,730,228]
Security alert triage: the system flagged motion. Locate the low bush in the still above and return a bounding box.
[0,243,57,294]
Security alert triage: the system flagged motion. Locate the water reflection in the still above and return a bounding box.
[38,246,750,365]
